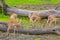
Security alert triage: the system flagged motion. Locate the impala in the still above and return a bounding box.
[47,15,57,27]
[7,13,21,35]
[28,13,44,27]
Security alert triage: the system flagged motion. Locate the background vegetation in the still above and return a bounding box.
[5,0,60,7]
[0,0,60,40]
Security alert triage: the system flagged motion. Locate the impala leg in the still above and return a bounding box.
[55,20,56,25]
[49,20,53,28]
[16,26,18,34]
[39,19,44,28]
[32,21,35,27]
[47,17,50,25]
[40,20,42,27]
[54,20,56,27]
[30,19,35,27]
[14,26,18,35]
[7,25,11,35]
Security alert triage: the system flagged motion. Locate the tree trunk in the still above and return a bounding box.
[0,0,60,18]
[7,7,60,18]
[1,0,9,15]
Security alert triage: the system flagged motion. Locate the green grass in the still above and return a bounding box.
[34,38,41,40]
[0,13,29,22]
[5,0,60,7]
[0,13,30,24]
[0,13,9,22]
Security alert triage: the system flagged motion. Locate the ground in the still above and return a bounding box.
[0,0,60,40]
[0,18,60,40]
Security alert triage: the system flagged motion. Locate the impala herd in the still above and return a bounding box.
[7,12,57,34]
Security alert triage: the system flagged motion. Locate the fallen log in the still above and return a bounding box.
[0,22,60,35]
[1,0,60,18]
[7,7,60,18]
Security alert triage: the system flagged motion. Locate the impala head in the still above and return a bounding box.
[11,12,17,18]
[10,12,18,20]
[28,12,33,18]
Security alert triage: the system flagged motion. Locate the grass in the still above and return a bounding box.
[0,0,60,40]
[0,13,30,23]
[34,38,41,40]
[0,13,59,30]
[0,13,45,29]
[0,13,9,22]
[5,0,60,7]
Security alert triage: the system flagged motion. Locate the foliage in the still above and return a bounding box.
[34,38,41,40]
[5,0,60,7]
[0,13,9,22]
